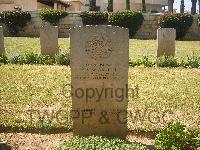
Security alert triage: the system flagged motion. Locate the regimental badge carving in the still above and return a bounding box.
[85,34,113,60]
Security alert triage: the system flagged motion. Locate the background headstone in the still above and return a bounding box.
[0,26,5,54]
[157,28,176,57]
[40,25,58,56]
[70,25,129,138]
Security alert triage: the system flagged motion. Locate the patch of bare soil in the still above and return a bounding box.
[127,132,155,150]
[0,132,72,150]
[0,132,155,150]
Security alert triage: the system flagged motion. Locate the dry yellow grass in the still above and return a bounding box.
[0,65,199,132]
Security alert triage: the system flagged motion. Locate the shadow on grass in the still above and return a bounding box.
[128,130,159,139]
[128,130,158,150]
[0,125,72,134]
[0,126,158,136]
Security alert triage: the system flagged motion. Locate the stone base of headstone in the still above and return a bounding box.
[70,25,129,138]
[0,26,5,54]
[157,28,176,57]
[40,25,58,57]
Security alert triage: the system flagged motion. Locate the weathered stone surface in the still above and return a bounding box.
[157,28,176,57]
[0,26,5,54]
[70,25,129,138]
[40,25,58,56]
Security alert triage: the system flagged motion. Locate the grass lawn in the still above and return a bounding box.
[0,65,199,132]
[0,38,200,133]
[4,37,200,61]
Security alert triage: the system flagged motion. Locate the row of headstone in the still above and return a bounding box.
[0,25,59,56]
[0,26,176,58]
[40,25,59,57]
[40,26,176,58]
[0,25,177,139]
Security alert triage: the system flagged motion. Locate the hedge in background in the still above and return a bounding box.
[0,10,31,35]
[0,12,3,23]
[159,13,193,39]
[40,9,68,25]
[109,10,144,37]
[80,11,108,25]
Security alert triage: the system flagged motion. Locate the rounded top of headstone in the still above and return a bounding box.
[41,25,58,28]
[69,25,129,33]
[158,28,176,31]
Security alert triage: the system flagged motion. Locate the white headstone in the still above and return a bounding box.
[157,28,176,57]
[40,25,58,56]
[70,25,129,138]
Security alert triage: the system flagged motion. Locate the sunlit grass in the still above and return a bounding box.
[4,37,70,58]
[0,65,199,131]
[4,38,200,61]
[129,39,200,61]
[1,37,200,131]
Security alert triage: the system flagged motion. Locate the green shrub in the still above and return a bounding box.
[159,13,193,39]
[109,10,144,37]
[130,59,143,67]
[42,55,55,65]
[155,122,200,150]
[186,55,200,68]
[9,52,55,65]
[23,52,43,64]
[156,56,179,67]
[0,10,31,35]
[55,52,70,66]
[40,9,68,25]
[0,54,8,64]
[59,136,148,150]
[130,56,154,67]
[10,53,25,64]
[195,135,200,148]
[80,11,108,25]
[139,56,154,67]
